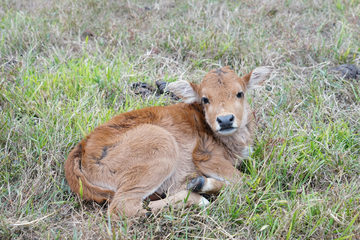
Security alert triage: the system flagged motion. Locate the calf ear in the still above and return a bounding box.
[244,66,273,90]
[167,81,199,104]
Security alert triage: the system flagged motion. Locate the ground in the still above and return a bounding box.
[1,0,360,239]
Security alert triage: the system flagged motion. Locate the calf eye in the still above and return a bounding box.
[201,97,210,104]
[236,92,244,98]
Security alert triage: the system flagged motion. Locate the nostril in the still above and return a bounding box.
[229,115,234,122]
[216,117,222,124]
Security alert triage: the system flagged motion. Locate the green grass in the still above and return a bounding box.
[1,0,360,238]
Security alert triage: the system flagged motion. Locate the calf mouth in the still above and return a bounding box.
[217,127,237,136]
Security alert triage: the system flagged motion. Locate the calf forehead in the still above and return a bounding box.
[200,67,243,94]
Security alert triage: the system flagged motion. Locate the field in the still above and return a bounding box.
[1,0,360,239]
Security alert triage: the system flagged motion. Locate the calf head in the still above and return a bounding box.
[168,66,272,136]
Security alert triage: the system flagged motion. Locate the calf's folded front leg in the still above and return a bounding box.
[148,190,209,214]
[190,157,243,195]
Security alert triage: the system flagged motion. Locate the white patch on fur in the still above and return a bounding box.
[201,179,214,192]
[198,196,210,206]
[200,178,222,192]
[241,146,253,158]
[167,80,198,104]
[247,66,273,90]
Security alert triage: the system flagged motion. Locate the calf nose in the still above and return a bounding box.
[216,114,235,129]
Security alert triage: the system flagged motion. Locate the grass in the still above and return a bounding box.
[1,0,360,238]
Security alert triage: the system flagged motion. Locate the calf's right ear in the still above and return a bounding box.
[167,81,199,104]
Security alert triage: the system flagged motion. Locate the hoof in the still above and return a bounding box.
[187,176,205,192]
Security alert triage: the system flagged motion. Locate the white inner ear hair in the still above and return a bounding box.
[167,80,198,104]
[247,66,273,90]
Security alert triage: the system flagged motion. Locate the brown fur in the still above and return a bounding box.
[64,66,272,217]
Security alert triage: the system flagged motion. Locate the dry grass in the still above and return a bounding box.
[1,0,360,239]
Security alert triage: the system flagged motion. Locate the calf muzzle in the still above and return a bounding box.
[216,114,235,129]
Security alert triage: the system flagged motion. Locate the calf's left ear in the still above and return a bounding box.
[244,66,273,90]
[167,80,199,104]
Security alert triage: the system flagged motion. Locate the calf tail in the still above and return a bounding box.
[64,141,114,203]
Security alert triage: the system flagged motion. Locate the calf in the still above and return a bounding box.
[65,66,272,217]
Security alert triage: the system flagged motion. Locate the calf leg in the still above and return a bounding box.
[148,190,209,213]
[109,192,147,217]
[189,153,244,195]
[104,124,184,218]
[108,158,175,218]
[195,156,242,185]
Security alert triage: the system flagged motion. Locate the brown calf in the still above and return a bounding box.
[65,66,273,217]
